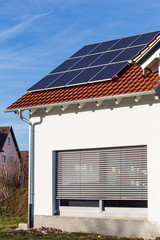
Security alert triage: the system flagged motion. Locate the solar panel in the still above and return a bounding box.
[71,43,100,58]
[27,30,160,92]
[112,45,146,62]
[109,35,140,50]
[130,30,160,46]
[90,50,123,66]
[67,66,105,86]
[28,73,63,91]
[47,69,83,88]
[70,53,102,70]
[50,57,82,74]
[90,39,119,54]
[90,62,128,82]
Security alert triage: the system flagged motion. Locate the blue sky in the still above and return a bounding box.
[1,0,160,150]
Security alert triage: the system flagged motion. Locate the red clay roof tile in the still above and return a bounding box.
[7,64,159,110]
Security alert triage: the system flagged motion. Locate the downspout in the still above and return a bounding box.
[155,57,160,99]
[18,110,34,228]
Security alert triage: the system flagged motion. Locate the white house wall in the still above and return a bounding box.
[30,96,160,222]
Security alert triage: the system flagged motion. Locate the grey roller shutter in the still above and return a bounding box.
[57,145,147,200]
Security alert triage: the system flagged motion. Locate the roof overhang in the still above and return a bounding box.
[5,90,158,114]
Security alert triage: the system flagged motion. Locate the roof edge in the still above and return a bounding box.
[9,126,21,159]
[5,90,157,113]
[133,33,160,63]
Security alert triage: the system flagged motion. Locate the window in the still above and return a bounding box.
[104,200,147,208]
[8,137,11,145]
[2,155,6,164]
[60,200,99,207]
[57,146,147,208]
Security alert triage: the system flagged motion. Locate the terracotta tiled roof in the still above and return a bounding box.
[0,126,11,135]
[6,64,160,110]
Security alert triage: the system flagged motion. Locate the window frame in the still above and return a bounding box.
[2,155,6,164]
[56,145,148,208]
[8,137,11,145]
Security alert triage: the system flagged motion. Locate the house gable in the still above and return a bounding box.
[0,126,11,151]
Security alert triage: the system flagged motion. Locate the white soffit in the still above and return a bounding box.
[4,90,157,113]
[140,47,160,72]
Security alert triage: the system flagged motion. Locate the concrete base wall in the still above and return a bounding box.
[34,215,160,239]
[60,207,147,219]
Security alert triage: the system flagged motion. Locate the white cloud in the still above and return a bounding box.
[0,10,52,43]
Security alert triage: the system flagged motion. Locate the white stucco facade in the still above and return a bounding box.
[30,95,160,224]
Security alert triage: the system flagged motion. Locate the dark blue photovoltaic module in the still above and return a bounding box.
[90,39,119,54]
[109,35,140,50]
[50,57,82,74]
[90,50,122,66]
[130,31,160,47]
[90,62,128,82]
[112,45,146,62]
[70,53,102,70]
[28,73,63,91]
[27,30,160,92]
[68,66,105,85]
[48,69,83,88]
[71,43,100,58]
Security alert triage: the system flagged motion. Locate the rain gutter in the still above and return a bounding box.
[4,90,157,113]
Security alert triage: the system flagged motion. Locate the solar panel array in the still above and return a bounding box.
[28,30,160,92]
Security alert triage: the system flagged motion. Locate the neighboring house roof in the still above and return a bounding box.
[5,31,160,111]
[0,126,11,150]
[0,133,7,151]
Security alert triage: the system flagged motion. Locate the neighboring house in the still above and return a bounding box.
[0,126,20,166]
[5,30,160,239]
